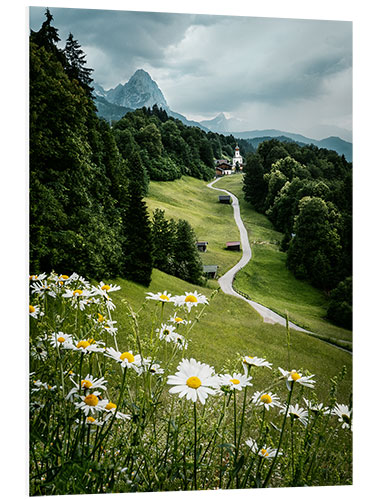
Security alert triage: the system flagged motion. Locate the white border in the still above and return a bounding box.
[2,1,373,499]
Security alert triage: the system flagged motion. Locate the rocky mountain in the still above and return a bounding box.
[93,69,208,130]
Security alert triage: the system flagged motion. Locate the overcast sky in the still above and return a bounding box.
[29,7,352,140]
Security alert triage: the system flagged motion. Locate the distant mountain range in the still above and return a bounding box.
[93,69,352,162]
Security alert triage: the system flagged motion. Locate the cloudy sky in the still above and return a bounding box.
[29,6,352,140]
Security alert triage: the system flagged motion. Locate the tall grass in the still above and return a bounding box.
[29,272,352,495]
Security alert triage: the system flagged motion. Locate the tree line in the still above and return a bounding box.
[29,10,213,287]
[242,139,352,328]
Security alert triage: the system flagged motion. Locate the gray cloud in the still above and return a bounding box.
[29,7,352,139]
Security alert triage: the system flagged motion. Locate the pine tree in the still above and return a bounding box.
[63,33,94,95]
[151,209,176,275]
[173,220,203,285]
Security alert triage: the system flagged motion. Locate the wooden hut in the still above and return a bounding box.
[226,241,241,251]
[196,241,208,252]
[219,195,231,204]
[203,265,218,279]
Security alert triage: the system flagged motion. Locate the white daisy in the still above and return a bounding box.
[31,380,57,393]
[173,291,208,311]
[245,437,259,454]
[242,356,272,375]
[139,357,164,375]
[333,403,352,430]
[170,332,188,350]
[146,290,173,302]
[280,403,309,426]
[29,273,48,281]
[64,339,105,354]
[278,367,316,391]
[252,391,281,410]
[303,398,330,415]
[167,358,218,404]
[258,446,280,459]
[82,416,104,426]
[156,323,177,342]
[104,347,142,371]
[29,304,44,319]
[218,372,253,392]
[74,392,108,416]
[168,313,189,325]
[30,280,57,298]
[66,374,108,400]
[102,401,131,421]
[49,332,74,348]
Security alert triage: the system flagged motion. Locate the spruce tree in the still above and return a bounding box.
[173,219,203,285]
[63,33,94,95]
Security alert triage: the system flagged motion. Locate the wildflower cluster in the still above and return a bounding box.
[29,274,352,495]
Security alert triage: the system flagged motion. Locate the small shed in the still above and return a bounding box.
[203,265,218,279]
[219,195,231,204]
[215,166,225,177]
[196,241,208,252]
[226,241,241,251]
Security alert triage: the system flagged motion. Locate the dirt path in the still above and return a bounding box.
[207,177,310,332]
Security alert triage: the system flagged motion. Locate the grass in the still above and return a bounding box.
[110,268,352,403]
[146,176,241,277]
[214,174,352,348]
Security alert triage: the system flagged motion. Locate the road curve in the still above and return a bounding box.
[207,177,309,332]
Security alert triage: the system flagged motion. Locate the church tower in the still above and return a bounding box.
[232,144,243,168]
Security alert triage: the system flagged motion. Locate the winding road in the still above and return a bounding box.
[207,177,310,332]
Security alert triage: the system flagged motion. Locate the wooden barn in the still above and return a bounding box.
[196,241,208,252]
[219,195,231,204]
[226,241,241,251]
[203,265,218,279]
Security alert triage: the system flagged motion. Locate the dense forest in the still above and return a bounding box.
[242,140,352,328]
[29,10,245,287]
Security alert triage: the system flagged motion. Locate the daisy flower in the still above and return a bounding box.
[218,372,253,392]
[29,304,43,319]
[49,332,74,348]
[167,358,218,404]
[102,401,131,421]
[146,290,173,303]
[64,338,105,354]
[156,323,177,342]
[333,403,352,429]
[74,392,108,416]
[30,280,57,298]
[252,391,281,410]
[139,357,164,375]
[280,403,309,426]
[66,374,108,400]
[82,416,104,426]
[31,380,56,393]
[278,367,316,391]
[104,347,142,371]
[258,446,280,459]
[303,398,330,415]
[170,332,188,350]
[168,313,189,325]
[245,437,259,454]
[29,273,47,281]
[242,356,272,375]
[93,282,121,299]
[173,291,208,311]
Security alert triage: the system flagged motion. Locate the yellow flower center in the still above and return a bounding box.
[81,380,93,389]
[120,352,135,363]
[73,289,83,296]
[185,295,198,303]
[230,379,240,385]
[291,371,301,382]
[160,294,170,301]
[84,394,99,407]
[98,313,105,322]
[101,285,110,291]
[105,402,117,411]
[30,275,37,280]
[87,416,96,423]
[60,275,69,280]
[77,340,90,349]
[174,317,183,323]
[88,338,96,345]
[57,336,65,343]
[260,394,272,404]
[260,449,269,457]
[186,376,201,389]
[29,305,36,313]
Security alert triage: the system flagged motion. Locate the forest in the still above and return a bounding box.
[242,140,352,328]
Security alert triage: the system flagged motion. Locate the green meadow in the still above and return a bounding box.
[214,174,352,349]
[106,175,352,401]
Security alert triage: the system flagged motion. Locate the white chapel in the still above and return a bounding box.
[232,144,243,168]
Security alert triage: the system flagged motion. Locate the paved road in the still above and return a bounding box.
[207,177,310,332]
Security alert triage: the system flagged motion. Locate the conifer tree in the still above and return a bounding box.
[173,219,203,285]
[63,33,94,95]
